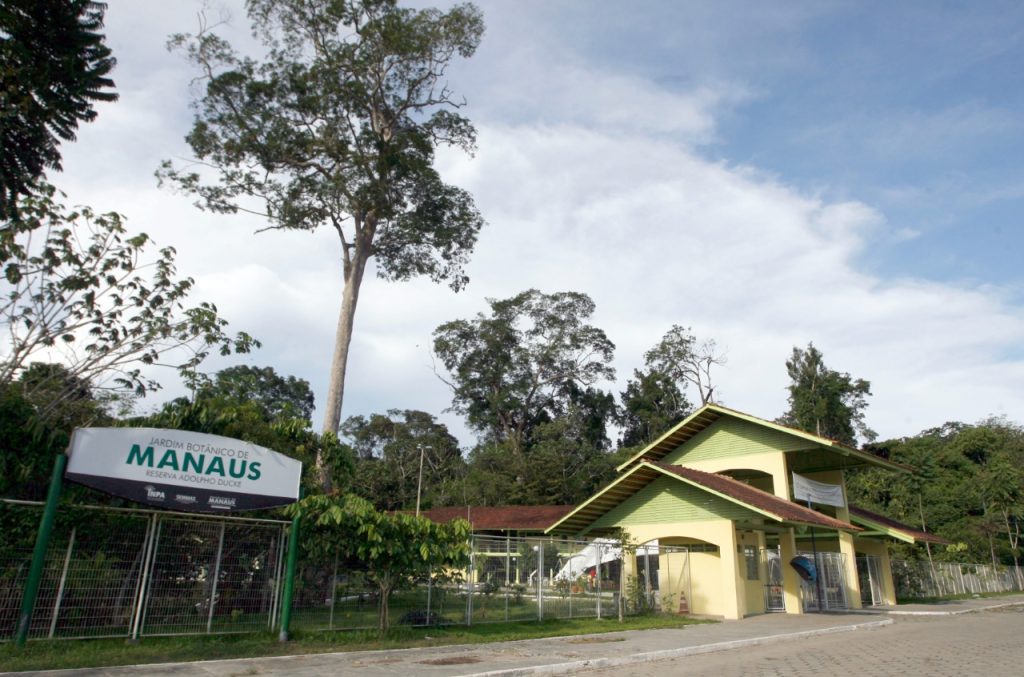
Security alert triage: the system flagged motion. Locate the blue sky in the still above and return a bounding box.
[48,1,1024,443]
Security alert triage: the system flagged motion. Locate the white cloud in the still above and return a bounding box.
[32,1,1024,448]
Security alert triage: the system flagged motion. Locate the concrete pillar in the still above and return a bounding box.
[720,524,745,620]
[779,528,804,614]
[879,544,897,606]
[837,530,863,609]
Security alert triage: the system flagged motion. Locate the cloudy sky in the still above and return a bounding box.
[54,1,1024,445]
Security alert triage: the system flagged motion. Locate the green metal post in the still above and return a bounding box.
[15,454,67,647]
[278,505,301,642]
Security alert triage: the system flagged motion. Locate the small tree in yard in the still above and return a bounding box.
[290,493,471,633]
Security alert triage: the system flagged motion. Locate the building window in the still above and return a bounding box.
[744,546,759,580]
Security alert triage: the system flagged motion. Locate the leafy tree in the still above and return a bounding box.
[289,492,471,633]
[146,368,352,497]
[847,419,1024,568]
[643,325,725,406]
[0,0,118,218]
[0,187,257,419]
[342,408,464,511]
[196,365,315,422]
[159,0,487,492]
[778,342,874,446]
[433,290,616,501]
[618,367,690,448]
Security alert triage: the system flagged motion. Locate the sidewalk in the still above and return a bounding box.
[9,595,1024,677]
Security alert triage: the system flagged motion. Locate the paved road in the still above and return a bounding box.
[588,607,1024,676]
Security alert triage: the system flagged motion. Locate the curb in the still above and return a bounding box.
[886,600,1024,616]
[465,619,894,677]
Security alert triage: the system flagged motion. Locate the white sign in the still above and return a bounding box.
[792,473,846,508]
[66,428,302,513]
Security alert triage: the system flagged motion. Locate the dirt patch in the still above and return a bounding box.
[418,655,482,665]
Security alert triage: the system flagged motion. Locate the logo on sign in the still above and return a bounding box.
[144,485,165,501]
[208,496,237,509]
[174,494,197,505]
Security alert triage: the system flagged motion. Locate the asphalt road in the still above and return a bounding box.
[587,607,1024,676]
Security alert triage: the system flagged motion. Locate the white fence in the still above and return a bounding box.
[891,559,1024,599]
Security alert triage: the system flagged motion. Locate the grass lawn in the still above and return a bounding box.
[0,614,709,673]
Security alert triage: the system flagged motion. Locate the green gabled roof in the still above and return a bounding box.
[546,460,861,537]
[615,404,910,474]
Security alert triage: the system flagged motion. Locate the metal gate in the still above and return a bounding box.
[762,547,785,612]
[799,551,848,611]
[1,501,287,641]
[856,555,886,607]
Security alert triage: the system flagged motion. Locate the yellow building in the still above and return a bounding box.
[546,404,944,619]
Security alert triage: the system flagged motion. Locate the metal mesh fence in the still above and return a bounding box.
[288,535,693,631]
[1,502,286,641]
[891,559,1024,599]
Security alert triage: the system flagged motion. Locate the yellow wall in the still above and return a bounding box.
[627,521,744,619]
[678,452,792,500]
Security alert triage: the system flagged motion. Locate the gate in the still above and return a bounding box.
[799,551,848,611]
[762,547,785,612]
[856,555,886,607]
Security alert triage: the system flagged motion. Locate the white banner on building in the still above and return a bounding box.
[65,427,302,513]
[792,473,846,508]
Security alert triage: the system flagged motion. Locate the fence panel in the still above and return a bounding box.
[891,559,1024,599]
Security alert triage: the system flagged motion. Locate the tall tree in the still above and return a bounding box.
[778,342,874,446]
[159,0,486,491]
[618,368,691,448]
[342,408,464,511]
[0,0,118,218]
[433,289,616,502]
[644,325,725,406]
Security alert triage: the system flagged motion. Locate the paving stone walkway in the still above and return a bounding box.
[6,595,1023,676]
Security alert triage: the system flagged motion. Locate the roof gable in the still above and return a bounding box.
[616,404,908,474]
[588,475,763,534]
[548,461,860,536]
[661,415,815,466]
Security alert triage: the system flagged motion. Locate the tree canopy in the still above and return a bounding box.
[0,187,258,421]
[778,342,874,446]
[159,0,487,492]
[847,418,1024,570]
[342,408,464,511]
[0,0,118,218]
[433,289,618,504]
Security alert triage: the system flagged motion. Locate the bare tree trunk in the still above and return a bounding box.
[319,247,370,493]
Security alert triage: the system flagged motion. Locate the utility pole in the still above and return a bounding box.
[415,445,431,517]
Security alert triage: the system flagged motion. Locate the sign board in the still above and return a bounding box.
[792,472,846,508]
[65,428,302,513]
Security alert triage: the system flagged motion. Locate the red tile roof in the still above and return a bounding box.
[421,505,575,531]
[849,505,949,544]
[649,462,861,532]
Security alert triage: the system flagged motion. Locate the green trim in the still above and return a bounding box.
[849,514,916,543]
